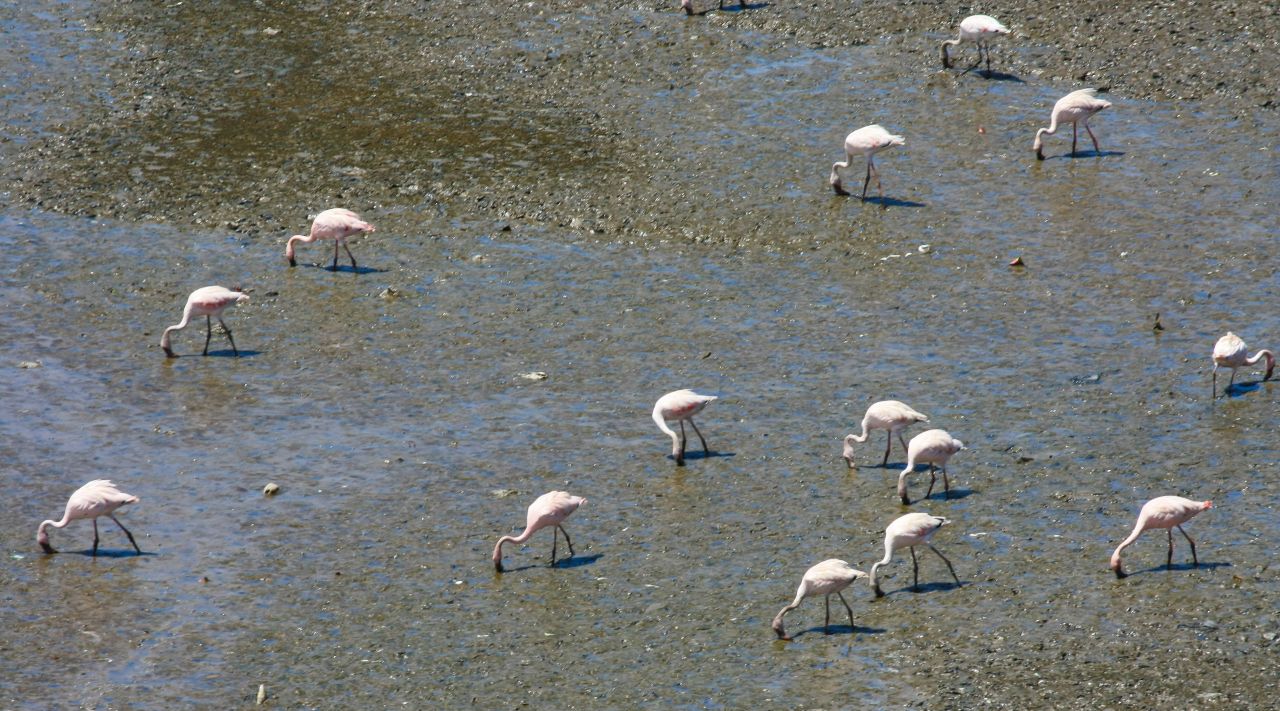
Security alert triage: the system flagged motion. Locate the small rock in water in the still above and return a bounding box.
[918,244,932,254]
[17,360,41,369]
[379,287,399,299]
[519,371,548,381]
[1009,256,1025,267]
[262,27,280,36]
[263,482,281,496]
[491,488,519,498]
[257,683,267,705]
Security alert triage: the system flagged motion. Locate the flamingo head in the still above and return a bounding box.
[1109,554,1125,578]
[771,615,790,640]
[681,0,693,14]
[285,235,305,266]
[37,526,55,554]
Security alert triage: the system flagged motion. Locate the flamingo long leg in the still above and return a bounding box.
[92,518,100,557]
[558,524,575,556]
[1084,121,1102,155]
[219,317,239,357]
[203,315,214,355]
[860,159,873,200]
[111,514,142,553]
[824,595,831,633]
[1177,524,1198,565]
[925,464,937,500]
[910,546,920,589]
[836,591,855,630]
[882,431,892,466]
[688,418,710,455]
[343,242,358,269]
[332,240,341,270]
[1071,122,1079,155]
[928,544,962,586]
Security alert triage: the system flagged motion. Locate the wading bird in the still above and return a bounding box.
[652,389,718,466]
[492,491,586,572]
[941,15,1010,72]
[843,400,929,468]
[160,286,249,357]
[772,559,868,640]
[898,429,965,505]
[37,480,142,556]
[1110,496,1212,578]
[1033,88,1112,160]
[1212,331,1274,397]
[285,208,376,271]
[869,512,960,597]
[830,125,905,200]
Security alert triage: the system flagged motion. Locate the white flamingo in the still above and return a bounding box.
[843,400,929,468]
[652,389,718,466]
[941,15,1010,72]
[1034,88,1112,160]
[160,286,249,358]
[898,429,965,505]
[771,559,868,640]
[869,512,961,597]
[1212,332,1274,397]
[1110,496,1212,578]
[830,125,905,200]
[285,208,376,271]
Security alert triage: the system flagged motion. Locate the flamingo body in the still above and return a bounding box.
[492,491,586,572]
[898,429,965,505]
[285,208,376,270]
[1212,332,1274,397]
[1110,496,1212,578]
[941,15,1010,71]
[830,125,905,200]
[652,389,718,466]
[869,512,961,597]
[37,480,142,556]
[772,559,867,640]
[160,286,249,357]
[843,400,929,468]
[1034,89,1112,160]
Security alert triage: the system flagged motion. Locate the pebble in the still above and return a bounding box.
[519,371,548,380]
[263,482,280,496]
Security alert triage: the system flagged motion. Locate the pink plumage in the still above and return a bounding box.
[1110,496,1212,578]
[898,429,965,505]
[941,15,1010,71]
[772,559,868,640]
[1212,331,1275,397]
[37,479,142,556]
[830,125,905,200]
[652,389,718,466]
[492,491,586,572]
[285,208,376,270]
[869,512,961,597]
[160,285,249,358]
[843,400,929,468]
[1033,88,1112,160]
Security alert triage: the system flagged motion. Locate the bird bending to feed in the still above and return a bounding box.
[160,286,249,358]
[869,512,960,597]
[652,389,718,466]
[1033,88,1112,160]
[492,491,586,572]
[830,125,905,200]
[37,480,142,556]
[941,15,1010,72]
[843,400,929,468]
[1212,331,1274,397]
[772,559,868,640]
[1110,496,1212,578]
[898,429,965,505]
[681,0,744,15]
[285,208,376,271]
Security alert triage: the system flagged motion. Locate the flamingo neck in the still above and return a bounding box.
[492,528,536,564]
[284,234,312,260]
[652,410,681,452]
[1249,349,1275,379]
[160,309,193,350]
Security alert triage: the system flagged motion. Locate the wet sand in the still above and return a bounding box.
[2,1,1279,709]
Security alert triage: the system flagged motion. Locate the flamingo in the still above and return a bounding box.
[1110,496,1212,578]
[492,491,586,572]
[771,559,868,640]
[285,208,376,271]
[843,400,929,468]
[1212,331,1274,397]
[1033,88,1112,160]
[869,512,961,597]
[160,286,249,358]
[941,15,1010,72]
[898,429,965,505]
[37,480,142,556]
[652,389,718,466]
[830,125,905,200]
[681,0,745,15]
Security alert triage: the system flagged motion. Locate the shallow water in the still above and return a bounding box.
[3,2,1279,709]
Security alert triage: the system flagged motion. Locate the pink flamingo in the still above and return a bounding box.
[771,559,868,640]
[830,125,905,200]
[652,389,718,466]
[1212,331,1274,397]
[869,512,961,597]
[680,0,745,15]
[941,15,1010,72]
[1110,496,1212,578]
[843,400,929,468]
[1033,88,1112,160]
[285,208,376,271]
[492,491,586,572]
[898,429,965,505]
[160,286,249,358]
[37,480,142,556]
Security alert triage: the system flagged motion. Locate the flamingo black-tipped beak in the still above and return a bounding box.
[873,587,885,599]
[773,628,790,641]
[900,495,911,506]
[832,183,849,197]
[1035,148,1045,161]
[1111,566,1126,579]
[162,347,176,358]
[494,560,505,573]
[39,541,56,554]
[288,256,297,267]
